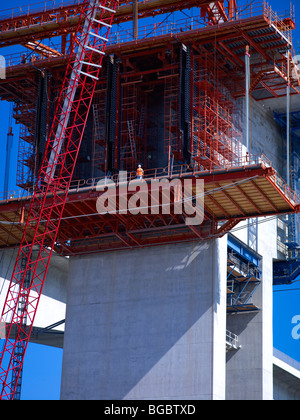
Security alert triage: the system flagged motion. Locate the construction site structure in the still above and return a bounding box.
[0,0,300,400]
[0,0,119,399]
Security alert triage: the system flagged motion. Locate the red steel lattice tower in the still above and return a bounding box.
[0,0,118,400]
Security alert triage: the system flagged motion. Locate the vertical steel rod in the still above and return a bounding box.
[245,45,250,152]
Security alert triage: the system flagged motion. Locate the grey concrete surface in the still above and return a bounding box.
[61,238,227,400]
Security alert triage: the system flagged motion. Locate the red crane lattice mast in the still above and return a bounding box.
[0,0,118,400]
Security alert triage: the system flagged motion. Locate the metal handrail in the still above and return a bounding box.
[226,330,239,350]
[0,153,295,203]
[0,0,82,21]
[1,1,294,69]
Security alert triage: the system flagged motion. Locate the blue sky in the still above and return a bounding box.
[0,0,300,400]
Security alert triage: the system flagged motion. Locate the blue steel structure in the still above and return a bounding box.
[227,234,262,312]
[273,111,300,285]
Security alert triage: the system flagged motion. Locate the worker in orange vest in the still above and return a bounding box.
[136,164,144,180]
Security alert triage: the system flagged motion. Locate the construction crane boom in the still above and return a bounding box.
[0,0,118,400]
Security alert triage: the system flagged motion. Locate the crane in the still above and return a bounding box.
[0,0,118,400]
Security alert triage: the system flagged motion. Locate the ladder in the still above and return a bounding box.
[138,104,145,138]
[0,0,118,400]
[127,120,137,160]
[93,103,102,142]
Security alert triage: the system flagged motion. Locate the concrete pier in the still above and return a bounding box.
[61,238,227,400]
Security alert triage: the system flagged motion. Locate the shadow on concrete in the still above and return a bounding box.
[61,240,225,400]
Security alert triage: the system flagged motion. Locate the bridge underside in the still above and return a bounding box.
[0,161,298,256]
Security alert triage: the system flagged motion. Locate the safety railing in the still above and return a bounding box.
[228,250,261,280]
[0,153,297,204]
[1,1,294,69]
[0,0,291,26]
[0,0,83,21]
[0,0,159,22]
[0,0,171,21]
[226,330,239,351]
[4,42,66,68]
[270,170,300,205]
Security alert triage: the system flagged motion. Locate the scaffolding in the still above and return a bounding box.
[120,83,138,171]
[192,54,242,171]
[0,0,299,399]
[15,98,37,190]
[16,125,35,190]
[0,1,297,187]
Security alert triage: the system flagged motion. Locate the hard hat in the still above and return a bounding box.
[138,164,141,167]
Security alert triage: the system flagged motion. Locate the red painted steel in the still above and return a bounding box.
[0,0,298,398]
[0,0,118,400]
[191,53,242,171]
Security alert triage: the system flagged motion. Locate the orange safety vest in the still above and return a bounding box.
[137,167,143,176]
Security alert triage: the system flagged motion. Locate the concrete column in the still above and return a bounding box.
[61,238,227,400]
[226,219,275,400]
